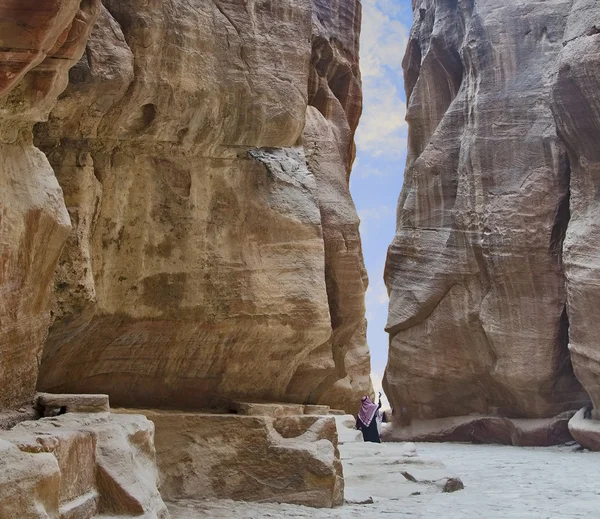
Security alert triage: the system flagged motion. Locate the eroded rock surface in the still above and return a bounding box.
[381,413,575,447]
[551,1,600,426]
[384,0,590,422]
[116,408,344,508]
[34,0,370,412]
[288,0,371,415]
[0,0,101,412]
[0,409,168,518]
[166,431,465,518]
[568,408,600,451]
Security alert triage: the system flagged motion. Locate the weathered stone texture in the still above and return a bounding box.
[551,0,600,422]
[117,408,344,508]
[384,0,590,421]
[288,0,371,410]
[33,0,370,412]
[381,413,575,447]
[0,0,101,411]
[0,410,168,518]
[568,408,600,451]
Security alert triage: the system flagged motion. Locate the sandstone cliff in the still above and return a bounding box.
[0,0,101,412]
[16,0,372,412]
[552,0,600,422]
[385,0,596,423]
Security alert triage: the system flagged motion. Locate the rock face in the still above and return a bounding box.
[384,0,592,422]
[32,0,370,412]
[381,413,575,447]
[551,1,600,422]
[289,0,371,414]
[117,407,344,508]
[0,0,101,412]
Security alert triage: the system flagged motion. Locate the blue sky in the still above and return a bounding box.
[350,0,412,398]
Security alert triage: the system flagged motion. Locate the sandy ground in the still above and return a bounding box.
[169,442,600,518]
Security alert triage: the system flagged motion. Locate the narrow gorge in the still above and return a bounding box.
[3,0,600,517]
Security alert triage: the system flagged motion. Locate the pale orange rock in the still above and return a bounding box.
[35,0,370,413]
[0,0,101,412]
[116,408,344,508]
[0,410,169,518]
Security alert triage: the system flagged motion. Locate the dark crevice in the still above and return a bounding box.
[588,25,600,36]
[327,64,352,111]
[550,151,575,390]
[550,153,571,264]
[553,307,574,385]
[140,103,156,128]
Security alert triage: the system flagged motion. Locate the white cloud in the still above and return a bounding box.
[367,276,389,307]
[365,261,389,324]
[358,205,395,237]
[353,157,386,178]
[356,0,410,158]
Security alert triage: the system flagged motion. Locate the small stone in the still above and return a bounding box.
[443,478,465,493]
[346,496,374,505]
[401,471,418,483]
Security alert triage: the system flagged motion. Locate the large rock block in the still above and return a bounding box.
[382,414,575,447]
[0,0,100,412]
[3,427,99,519]
[568,408,600,451]
[384,0,589,422]
[0,439,60,519]
[0,410,169,518]
[35,0,370,413]
[117,409,344,508]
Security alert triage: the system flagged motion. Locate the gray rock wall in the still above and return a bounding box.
[385,0,597,422]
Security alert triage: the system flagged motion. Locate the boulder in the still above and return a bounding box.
[382,414,575,447]
[0,439,60,519]
[116,409,344,508]
[37,393,110,416]
[568,408,600,451]
[0,410,168,518]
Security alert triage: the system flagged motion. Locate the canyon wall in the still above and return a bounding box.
[18,0,371,412]
[385,0,599,423]
[0,0,101,412]
[552,0,600,421]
